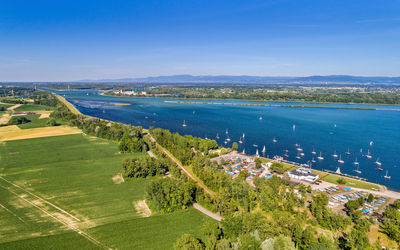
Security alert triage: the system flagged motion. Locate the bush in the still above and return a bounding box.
[337,177,346,185]
[8,116,31,125]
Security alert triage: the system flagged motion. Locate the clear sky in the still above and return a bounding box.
[0,0,399,81]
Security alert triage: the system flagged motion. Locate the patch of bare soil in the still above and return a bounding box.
[133,200,151,217]
[112,174,124,184]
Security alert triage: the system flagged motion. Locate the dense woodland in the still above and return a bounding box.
[6,86,400,249]
[108,85,400,104]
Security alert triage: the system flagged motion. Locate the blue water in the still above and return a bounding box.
[48,89,400,190]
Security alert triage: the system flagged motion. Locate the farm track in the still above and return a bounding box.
[0,176,110,249]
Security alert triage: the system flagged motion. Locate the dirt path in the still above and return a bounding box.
[0,176,110,249]
[6,104,23,111]
[192,203,222,221]
[147,134,214,196]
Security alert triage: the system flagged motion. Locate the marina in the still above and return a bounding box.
[47,89,400,190]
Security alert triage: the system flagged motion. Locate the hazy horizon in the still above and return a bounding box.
[1,0,399,81]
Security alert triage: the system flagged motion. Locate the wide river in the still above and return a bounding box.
[49,89,400,190]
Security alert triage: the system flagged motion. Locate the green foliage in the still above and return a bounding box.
[344,228,370,250]
[345,197,365,214]
[255,158,262,169]
[122,157,168,178]
[309,193,350,231]
[367,193,374,203]
[146,178,196,213]
[47,118,57,126]
[382,205,400,242]
[273,235,296,250]
[8,116,31,125]
[232,142,238,151]
[337,177,347,185]
[119,135,148,153]
[174,234,204,250]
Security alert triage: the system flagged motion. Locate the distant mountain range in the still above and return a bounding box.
[77,75,400,84]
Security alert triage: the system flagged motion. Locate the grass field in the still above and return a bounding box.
[0,104,12,110]
[13,104,53,112]
[317,171,380,190]
[0,125,81,141]
[0,133,211,249]
[11,114,68,129]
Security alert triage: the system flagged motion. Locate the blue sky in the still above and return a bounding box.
[0,0,399,81]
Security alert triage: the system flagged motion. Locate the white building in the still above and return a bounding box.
[288,167,319,182]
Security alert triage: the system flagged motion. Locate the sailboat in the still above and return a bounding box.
[317,152,324,160]
[272,137,277,143]
[295,153,301,159]
[259,116,263,120]
[338,155,344,164]
[262,145,266,153]
[226,136,231,142]
[182,120,187,127]
[336,166,341,174]
[242,149,245,154]
[346,148,350,155]
[256,149,259,157]
[354,164,362,174]
[216,133,220,139]
[376,157,383,171]
[238,137,243,144]
[311,158,316,163]
[370,141,374,146]
[366,150,372,159]
[353,157,359,165]
[292,124,296,131]
[242,133,245,139]
[384,170,391,180]
[311,148,316,155]
[226,129,229,135]
[332,150,338,158]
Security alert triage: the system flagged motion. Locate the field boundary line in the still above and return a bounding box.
[0,176,81,222]
[0,184,110,250]
[0,202,25,223]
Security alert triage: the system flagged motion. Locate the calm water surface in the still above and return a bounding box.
[49,89,400,190]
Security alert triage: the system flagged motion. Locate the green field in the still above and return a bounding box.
[0,103,12,110]
[14,104,53,112]
[0,134,211,249]
[318,172,380,190]
[11,114,67,129]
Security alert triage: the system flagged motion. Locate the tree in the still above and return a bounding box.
[255,158,262,169]
[174,234,204,250]
[273,235,296,250]
[232,142,238,151]
[337,177,346,185]
[345,229,370,250]
[367,193,374,203]
[47,118,57,126]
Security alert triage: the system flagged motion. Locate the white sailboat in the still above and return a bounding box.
[336,166,341,174]
[256,149,259,157]
[242,149,245,154]
[226,129,229,135]
[375,157,382,166]
[366,149,372,159]
[370,141,374,146]
[332,150,338,158]
[354,164,362,174]
[239,137,243,144]
[259,116,262,120]
[346,147,350,155]
[353,157,359,165]
[292,124,296,131]
[262,145,266,153]
[272,137,277,143]
[317,152,324,160]
[182,120,187,127]
[311,158,316,163]
[311,148,316,155]
[384,170,391,179]
[216,133,220,139]
[242,133,245,139]
[338,155,344,164]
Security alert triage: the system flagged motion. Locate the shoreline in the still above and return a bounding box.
[102,92,400,107]
[54,91,399,195]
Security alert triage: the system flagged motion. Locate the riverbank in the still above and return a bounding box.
[103,91,400,107]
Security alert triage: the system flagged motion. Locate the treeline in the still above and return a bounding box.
[149,127,218,165]
[128,86,400,104]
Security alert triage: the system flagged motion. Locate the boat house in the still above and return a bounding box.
[288,168,319,182]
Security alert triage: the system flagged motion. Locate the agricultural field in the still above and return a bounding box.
[0,134,211,249]
[13,104,53,112]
